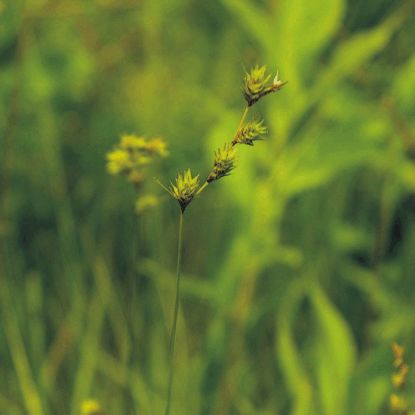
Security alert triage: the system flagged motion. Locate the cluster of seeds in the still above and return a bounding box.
[168,169,200,212]
[243,65,286,106]
[232,120,267,146]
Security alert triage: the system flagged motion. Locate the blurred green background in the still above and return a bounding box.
[1,0,415,414]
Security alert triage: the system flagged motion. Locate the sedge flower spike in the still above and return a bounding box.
[168,169,200,212]
[207,143,236,183]
[233,120,267,146]
[243,65,287,106]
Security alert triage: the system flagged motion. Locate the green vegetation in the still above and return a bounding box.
[1,0,415,414]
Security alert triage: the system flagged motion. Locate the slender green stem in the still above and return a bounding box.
[235,106,249,137]
[231,106,249,148]
[195,181,209,197]
[165,211,184,415]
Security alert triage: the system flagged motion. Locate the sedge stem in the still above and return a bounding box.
[235,106,249,135]
[232,106,250,147]
[165,211,184,415]
[196,181,209,197]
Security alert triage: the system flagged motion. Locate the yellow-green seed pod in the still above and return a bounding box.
[207,143,236,183]
[233,120,267,146]
[243,65,286,106]
[169,169,200,212]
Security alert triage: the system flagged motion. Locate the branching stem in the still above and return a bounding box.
[196,106,250,197]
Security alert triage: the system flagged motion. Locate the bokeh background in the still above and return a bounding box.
[1,0,415,414]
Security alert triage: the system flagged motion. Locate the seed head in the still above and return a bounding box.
[207,143,237,183]
[106,134,168,186]
[168,169,200,212]
[243,65,287,106]
[233,120,267,146]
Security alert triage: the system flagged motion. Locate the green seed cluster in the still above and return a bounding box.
[243,65,287,107]
[232,120,267,146]
[168,169,200,212]
[207,144,236,183]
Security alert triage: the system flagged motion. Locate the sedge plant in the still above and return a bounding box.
[106,65,286,414]
[158,65,287,415]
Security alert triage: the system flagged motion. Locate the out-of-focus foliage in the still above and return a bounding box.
[1,0,415,414]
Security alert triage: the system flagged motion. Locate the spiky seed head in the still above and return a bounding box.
[207,143,237,183]
[243,65,270,106]
[243,65,287,106]
[233,120,267,146]
[168,169,200,212]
